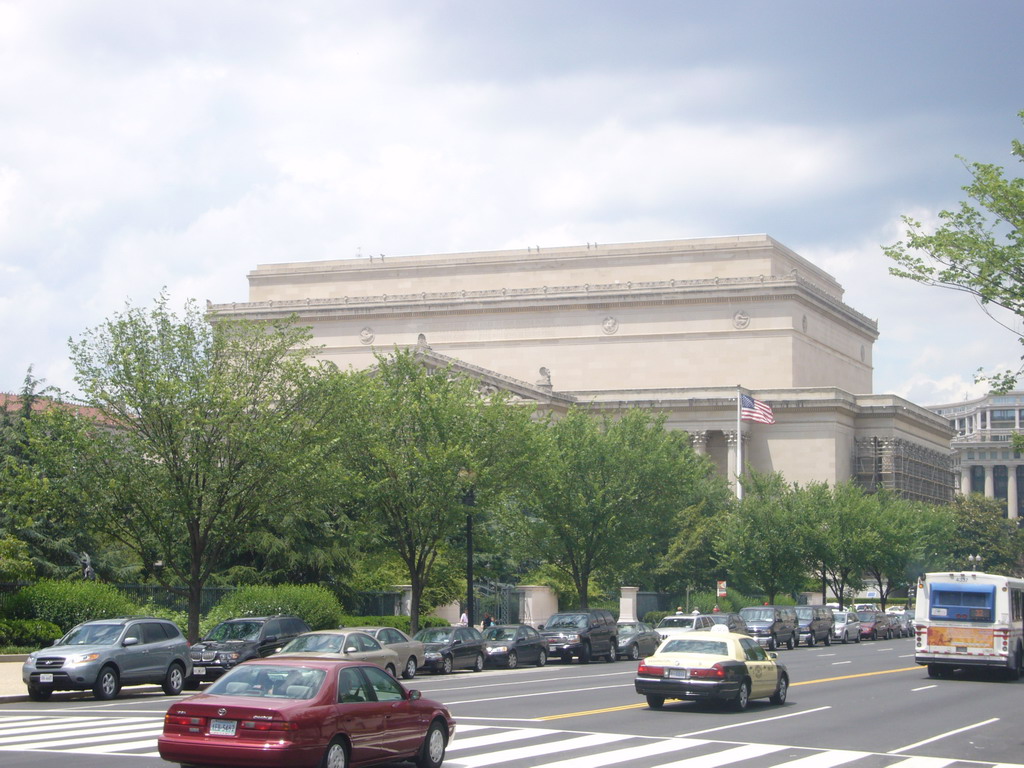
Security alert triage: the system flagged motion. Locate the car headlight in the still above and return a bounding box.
[68,653,101,664]
[489,645,507,653]
[565,633,580,642]
[425,651,441,659]
[26,652,38,663]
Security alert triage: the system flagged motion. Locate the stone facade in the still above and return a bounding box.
[212,234,954,499]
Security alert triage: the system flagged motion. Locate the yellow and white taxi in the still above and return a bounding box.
[633,627,789,710]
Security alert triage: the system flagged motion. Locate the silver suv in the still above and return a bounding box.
[22,616,192,701]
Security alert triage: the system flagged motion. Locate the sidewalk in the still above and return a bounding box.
[0,657,164,703]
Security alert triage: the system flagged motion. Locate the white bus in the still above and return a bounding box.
[914,570,1024,680]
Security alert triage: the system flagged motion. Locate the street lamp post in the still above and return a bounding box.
[462,485,475,628]
[968,554,982,572]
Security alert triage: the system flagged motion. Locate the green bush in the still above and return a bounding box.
[338,614,450,634]
[202,584,344,634]
[0,618,62,647]
[4,580,143,631]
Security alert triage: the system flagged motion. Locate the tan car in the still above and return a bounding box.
[348,626,426,680]
[275,630,401,678]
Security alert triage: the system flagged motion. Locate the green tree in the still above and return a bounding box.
[29,294,342,641]
[948,494,1024,575]
[715,472,809,604]
[334,350,539,634]
[802,482,873,609]
[527,407,721,607]
[884,110,1024,393]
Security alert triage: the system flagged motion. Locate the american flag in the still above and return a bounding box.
[740,394,775,424]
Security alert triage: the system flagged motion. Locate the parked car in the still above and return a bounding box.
[158,658,455,768]
[414,626,486,674]
[539,609,618,664]
[634,628,789,711]
[705,612,749,635]
[890,612,914,638]
[616,622,662,660]
[794,605,835,647]
[655,613,715,641]
[276,630,401,677]
[858,610,892,640]
[832,611,861,644]
[481,624,548,668]
[738,606,798,650]
[348,626,425,680]
[23,616,192,701]
[187,615,310,688]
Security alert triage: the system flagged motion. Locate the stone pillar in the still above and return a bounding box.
[726,431,739,494]
[619,586,639,623]
[985,465,995,498]
[689,430,708,455]
[396,585,413,616]
[1008,467,1019,519]
[517,585,559,629]
[961,467,972,495]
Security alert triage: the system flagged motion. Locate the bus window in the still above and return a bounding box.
[930,584,995,622]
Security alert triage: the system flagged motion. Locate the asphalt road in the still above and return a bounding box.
[2,634,1022,768]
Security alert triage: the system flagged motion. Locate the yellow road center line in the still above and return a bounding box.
[536,665,920,720]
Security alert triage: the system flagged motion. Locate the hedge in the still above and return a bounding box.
[4,580,143,632]
[0,618,62,647]
[338,614,451,634]
[201,584,344,635]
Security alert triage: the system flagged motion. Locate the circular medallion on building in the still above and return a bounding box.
[359,327,375,345]
[602,316,619,335]
[733,310,751,330]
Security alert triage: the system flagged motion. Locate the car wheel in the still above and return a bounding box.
[93,665,120,701]
[162,662,185,695]
[1008,646,1022,681]
[767,635,777,651]
[320,737,348,768]
[473,653,485,672]
[27,685,52,701]
[579,643,591,664]
[855,632,861,643]
[605,641,616,663]
[786,634,794,650]
[824,632,831,646]
[385,664,397,678]
[871,630,877,641]
[415,719,448,768]
[403,657,418,679]
[629,644,641,661]
[507,651,518,669]
[770,674,789,705]
[840,632,848,645]
[805,633,815,647]
[537,649,547,667]
[441,655,453,675]
[646,694,665,709]
[732,680,750,711]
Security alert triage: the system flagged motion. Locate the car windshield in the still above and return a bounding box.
[415,628,454,643]
[618,624,638,636]
[833,612,848,622]
[795,607,813,619]
[281,633,345,653]
[207,664,326,699]
[709,615,730,625]
[483,627,516,641]
[205,621,263,642]
[857,611,875,621]
[62,624,122,646]
[739,608,773,622]
[658,616,695,628]
[662,639,728,655]
[545,614,588,630]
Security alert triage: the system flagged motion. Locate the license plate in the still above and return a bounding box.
[192,667,205,675]
[210,719,237,736]
[668,668,689,679]
[39,673,53,684]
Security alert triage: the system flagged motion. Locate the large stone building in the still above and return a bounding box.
[929,391,1024,518]
[212,234,954,502]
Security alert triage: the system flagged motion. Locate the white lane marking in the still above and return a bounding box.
[767,749,871,768]
[68,737,165,754]
[911,685,937,692]
[0,718,147,744]
[889,718,1000,754]
[536,737,713,768]
[651,742,789,768]
[448,728,563,751]
[832,661,852,665]
[886,757,955,768]
[678,707,832,737]
[450,732,629,768]
[0,726,163,750]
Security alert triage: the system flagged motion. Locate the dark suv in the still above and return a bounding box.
[739,605,798,650]
[539,609,618,664]
[22,616,191,701]
[795,605,834,646]
[187,615,310,687]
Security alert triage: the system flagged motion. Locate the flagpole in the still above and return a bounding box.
[736,385,743,500]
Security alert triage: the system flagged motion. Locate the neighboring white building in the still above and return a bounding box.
[212,234,954,502]
[928,391,1024,518]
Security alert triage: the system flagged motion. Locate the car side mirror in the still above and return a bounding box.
[538,625,544,630]
[453,638,462,645]
[345,646,358,654]
[767,651,778,660]
[265,635,278,643]
[408,689,421,701]
[123,637,139,647]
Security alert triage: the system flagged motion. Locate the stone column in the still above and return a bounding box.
[1008,467,1019,519]
[726,431,739,494]
[985,465,995,498]
[619,586,639,623]
[517,585,559,628]
[689,430,708,455]
[961,467,972,495]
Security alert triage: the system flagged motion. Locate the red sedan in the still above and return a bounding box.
[158,657,455,768]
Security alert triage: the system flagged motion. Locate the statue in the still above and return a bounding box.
[79,552,95,581]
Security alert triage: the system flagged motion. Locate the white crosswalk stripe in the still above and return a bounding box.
[1,715,1023,768]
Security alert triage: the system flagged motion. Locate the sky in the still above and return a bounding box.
[2,0,1022,407]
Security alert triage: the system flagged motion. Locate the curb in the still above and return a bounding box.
[0,684,167,704]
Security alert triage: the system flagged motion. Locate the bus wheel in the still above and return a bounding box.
[1009,647,1023,681]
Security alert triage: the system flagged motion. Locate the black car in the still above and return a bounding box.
[187,615,310,687]
[794,605,834,647]
[482,624,548,668]
[738,606,798,651]
[616,621,662,660]
[540,609,618,664]
[414,625,486,674]
[704,612,749,635]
